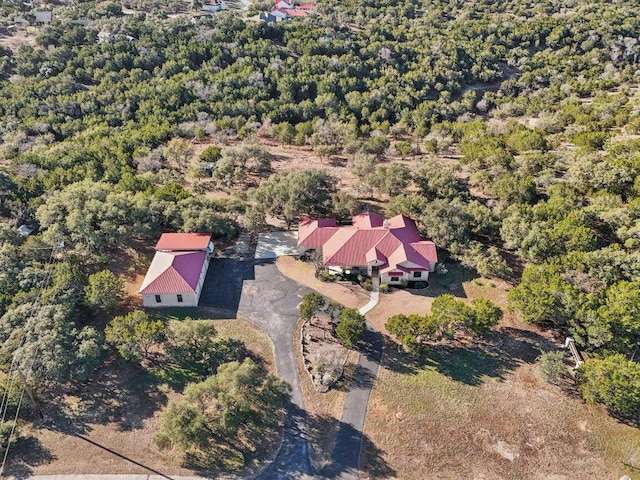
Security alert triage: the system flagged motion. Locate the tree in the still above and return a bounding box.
[105,310,165,361]
[252,169,337,229]
[335,308,366,348]
[596,281,640,353]
[577,354,640,417]
[414,163,465,201]
[273,122,295,146]
[164,137,194,171]
[373,163,412,197]
[386,295,501,352]
[0,303,101,382]
[386,313,425,354]
[84,270,125,310]
[395,140,413,159]
[299,292,325,320]
[536,351,568,384]
[242,206,267,236]
[331,191,361,222]
[36,180,150,253]
[154,359,290,467]
[199,146,222,163]
[466,298,503,336]
[167,319,244,377]
[507,264,578,326]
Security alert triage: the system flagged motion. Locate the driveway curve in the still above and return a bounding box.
[235,260,316,479]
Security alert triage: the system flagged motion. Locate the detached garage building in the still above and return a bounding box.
[139,233,213,307]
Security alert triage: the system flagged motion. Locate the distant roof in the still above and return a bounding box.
[17,225,33,236]
[139,251,206,294]
[34,11,53,23]
[280,8,309,16]
[155,233,212,251]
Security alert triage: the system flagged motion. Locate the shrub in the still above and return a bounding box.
[536,350,568,384]
[335,308,366,348]
[379,283,389,293]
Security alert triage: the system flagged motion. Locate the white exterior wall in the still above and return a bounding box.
[143,292,198,307]
[381,272,407,285]
[381,270,430,285]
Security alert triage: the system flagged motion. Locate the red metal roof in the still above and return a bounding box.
[298,218,338,249]
[155,233,211,251]
[352,211,384,229]
[299,212,437,271]
[139,251,207,294]
[280,8,309,16]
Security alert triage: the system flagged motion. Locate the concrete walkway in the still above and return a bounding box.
[357,273,380,316]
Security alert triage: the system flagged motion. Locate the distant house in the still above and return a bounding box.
[17,225,34,236]
[34,11,53,25]
[139,233,214,307]
[261,0,316,22]
[202,0,227,13]
[13,16,30,28]
[298,212,437,286]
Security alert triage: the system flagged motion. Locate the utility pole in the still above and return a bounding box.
[15,367,43,420]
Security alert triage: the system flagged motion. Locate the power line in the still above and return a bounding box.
[0,241,62,476]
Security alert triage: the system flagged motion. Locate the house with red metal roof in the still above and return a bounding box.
[298,212,437,286]
[261,0,316,22]
[139,233,213,307]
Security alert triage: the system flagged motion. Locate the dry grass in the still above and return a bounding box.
[276,256,369,309]
[276,259,640,478]
[362,331,640,480]
[5,318,276,477]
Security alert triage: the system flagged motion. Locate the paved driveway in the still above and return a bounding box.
[254,231,299,260]
[200,244,383,479]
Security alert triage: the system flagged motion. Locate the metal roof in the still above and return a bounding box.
[139,251,207,294]
[155,233,212,251]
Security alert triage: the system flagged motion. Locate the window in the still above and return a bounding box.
[413,271,421,278]
[390,276,400,282]
[155,295,161,303]
[177,294,183,303]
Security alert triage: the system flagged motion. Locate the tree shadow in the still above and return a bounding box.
[382,326,557,386]
[44,358,168,435]
[1,435,56,478]
[377,333,420,376]
[273,403,396,480]
[424,345,518,386]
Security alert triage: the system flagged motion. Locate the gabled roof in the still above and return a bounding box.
[298,218,339,249]
[352,211,384,229]
[365,246,387,265]
[34,11,52,23]
[323,229,387,266]
[279,8,310,16]
[139,251,206,294]
[155,233,211,251]
[298,212,437,272]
